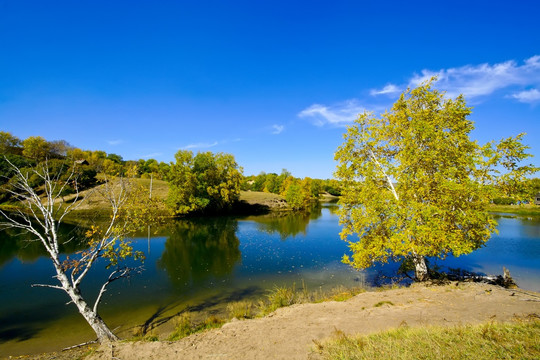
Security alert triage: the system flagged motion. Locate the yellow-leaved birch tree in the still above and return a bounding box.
[335,79,537,281]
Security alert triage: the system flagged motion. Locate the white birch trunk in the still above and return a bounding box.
[412,254,429,281]
[54,264,119,342]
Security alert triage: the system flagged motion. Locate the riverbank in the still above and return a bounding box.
[19,282,540,360]
[489,204,540,216]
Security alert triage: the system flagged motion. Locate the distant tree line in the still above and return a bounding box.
[241,170,343,210]
[5,129,535,218]
[1,130,347,215]
[0,133,98,202]
[2,130,538,215]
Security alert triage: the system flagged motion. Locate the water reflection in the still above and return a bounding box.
[1,205,540,357]
[0,223,86,266]
[157,218,241,290]
[519,216,540,238]
[246,203,323,240]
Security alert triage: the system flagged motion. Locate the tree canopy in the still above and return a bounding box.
[167,150,243,215]
[335,80,537,281]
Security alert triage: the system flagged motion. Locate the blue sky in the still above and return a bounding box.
[1,0,539,179]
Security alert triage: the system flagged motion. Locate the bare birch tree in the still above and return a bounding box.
[0,158,145,343]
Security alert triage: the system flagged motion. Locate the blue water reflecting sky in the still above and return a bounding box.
[1,205,539,356]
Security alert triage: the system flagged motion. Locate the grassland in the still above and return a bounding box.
[317,318,540,360]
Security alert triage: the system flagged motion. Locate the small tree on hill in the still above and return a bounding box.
[0,158,147,343]
[167,150,243,215]
[335,79,537,281]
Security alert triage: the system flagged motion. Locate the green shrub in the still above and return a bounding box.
[493,197,516,205]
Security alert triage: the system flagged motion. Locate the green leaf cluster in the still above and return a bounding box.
[280,176,314,210]
[167,150,243,215]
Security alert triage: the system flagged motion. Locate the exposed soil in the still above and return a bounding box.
[26,282,539,360]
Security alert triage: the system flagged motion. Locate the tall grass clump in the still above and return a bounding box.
[265,284,297,313]
[168,314,225,341]
[130,326,160,342]
[227,300,255,319]
[168,313,193,341]
[258,282,366,316]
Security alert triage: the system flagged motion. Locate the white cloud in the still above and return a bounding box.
[370,84,401,96]
[183,141,218,149]
[107,139,123,145]
[408,55,540,100]
[141,152,163,159]
[300,56,540,127]
[298,100,367,126]
[509,88,540,104]
[271,124,284,134]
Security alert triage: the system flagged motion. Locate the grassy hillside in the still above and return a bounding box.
[61,180,290,217]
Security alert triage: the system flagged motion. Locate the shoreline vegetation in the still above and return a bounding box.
[0,176,333,221]
[19,281,540,360]
[489,203,540,216]
[2,175,535,219]
[6,176,537,221]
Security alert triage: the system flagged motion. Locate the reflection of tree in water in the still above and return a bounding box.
[323,201,340,216]
[0,222,87,266]
[158,218,241,290]
[520,216,540,238]
[492,214,540,238]
[252,202,322,240]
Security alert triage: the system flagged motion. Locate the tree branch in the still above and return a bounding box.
[93,266,142,313]
[369,149,399,201]
[31,283,64,291]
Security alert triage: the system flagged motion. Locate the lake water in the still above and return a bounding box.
[1,202,539,356]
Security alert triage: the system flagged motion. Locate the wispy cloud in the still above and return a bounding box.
[509,88,540,104]
[303,56,540,127]
[271,124,284,134]
[298,100,367,127]
[405,55,540,101]
[183,141,219,150]
[370,84,402,96]
[141,152,163,159]
[107,139,123,145]
[368,56,540,103]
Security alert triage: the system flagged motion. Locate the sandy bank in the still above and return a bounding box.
[78,282,540,360]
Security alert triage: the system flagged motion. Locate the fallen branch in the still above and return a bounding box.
[62,339,97,351]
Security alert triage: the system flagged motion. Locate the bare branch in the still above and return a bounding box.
[369,149,400,201]
[93,266,142,313]
[62,340,98,351]
[31,283,64,290]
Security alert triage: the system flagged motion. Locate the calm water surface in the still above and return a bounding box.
[1,203,539,356]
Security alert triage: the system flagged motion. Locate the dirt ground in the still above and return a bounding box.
[38,282,535,360]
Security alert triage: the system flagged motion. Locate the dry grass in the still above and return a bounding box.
[167,314,225,341]
[57,177,170,219]
[317,318,540,360]
[256,282,366,316]
[163,283,368,343]
[239,190,285,203]
[227,300,256,319]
